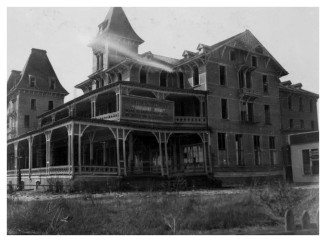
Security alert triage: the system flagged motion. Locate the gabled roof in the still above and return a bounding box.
[10,48,69,96]
[97,7,144,44]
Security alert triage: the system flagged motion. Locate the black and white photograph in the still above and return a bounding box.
[4,1,321,236]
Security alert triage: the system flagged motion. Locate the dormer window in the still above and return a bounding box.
[49,77,56,90]
[96,53,103,70]
[29,75,36,87]
[252,56,257,67]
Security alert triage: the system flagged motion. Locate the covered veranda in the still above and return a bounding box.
[7,118,212,179]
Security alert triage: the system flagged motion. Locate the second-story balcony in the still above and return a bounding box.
[174,116,206,125]
[93,111,120,121]
[239,88,260,101]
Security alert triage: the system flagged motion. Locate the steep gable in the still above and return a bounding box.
[15,48,69,95]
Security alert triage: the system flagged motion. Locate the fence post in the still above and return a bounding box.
[301,210,310,229]
[284,209,295,231]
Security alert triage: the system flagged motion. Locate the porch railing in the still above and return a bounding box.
[77,166,118,175]
[93,111,119,121]
[175,116,206,124]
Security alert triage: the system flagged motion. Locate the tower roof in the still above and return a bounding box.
[8,48,69,96]
[97,7,144,44]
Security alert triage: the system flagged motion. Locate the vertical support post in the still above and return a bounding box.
[90,142,93,165]
[128,133,133,172]
[78,124,82,174]
[116,129,121,176]
[202,133,208,174]
[207,132,212,173]
[14,142,18,172]
[45,131,52,174]
[173,138,177,172]
[122,129,127,176]
[71,124,74,176]
[103,141,107,166]
[28,136,33,176]
[164,133,169,177]
[158,133,164,176]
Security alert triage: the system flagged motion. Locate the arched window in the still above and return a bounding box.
[140,67,147,84]
[193,66,199,86]
[160,71,167,87]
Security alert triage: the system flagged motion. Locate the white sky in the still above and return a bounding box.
[7,7,319,102]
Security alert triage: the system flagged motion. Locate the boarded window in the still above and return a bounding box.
[302,149,310,175]
[221,99,228,119]
[218,133,226,150]
[29,76,36,87]
[264,105,271,124]
[219,65,226,85]
[230,50,236,61]
[263,75,268,94]
[24,115,30,128]
[252,56,257,67]
[48,101,54,110]
[31,99,36,110]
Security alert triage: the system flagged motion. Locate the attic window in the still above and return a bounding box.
[252,56,257,67]
[29,76,36,87]
[229,50,236,61]
[49,78,56,90]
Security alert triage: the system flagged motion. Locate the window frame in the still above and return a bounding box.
[31,99,36,110]
[29,75,36,88]
[221,98,228,119]
[251,56,258,67]
[219,65,227,86]
[48,100,54,110]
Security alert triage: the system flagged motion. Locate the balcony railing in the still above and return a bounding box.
[93,111,119,121]
[77,166,118,175]
[175,116,206,124]
[239,88,260,101]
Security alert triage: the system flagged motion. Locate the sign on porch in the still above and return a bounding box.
[121,95,174,123]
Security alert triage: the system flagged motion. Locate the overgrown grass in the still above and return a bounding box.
[7,184,318,235]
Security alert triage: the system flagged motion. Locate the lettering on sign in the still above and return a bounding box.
[120,95,174,123]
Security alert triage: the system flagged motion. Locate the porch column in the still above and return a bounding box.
[14,142,18,172]
[78,125,82,174]
[116,131,121,176]
[90,142,93,165]
[207,133,213,173]
[202,133,208,174]
[70,124,75,176]
[103,141,107,166]
[91,95,98,118]
[122,129,127,176]
[164,133,169,177]
[28,136,33,176]
[173,138,177,172]
[158,133,164,176]
[45,131,52,172]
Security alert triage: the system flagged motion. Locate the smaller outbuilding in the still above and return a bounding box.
[289,131,319,183]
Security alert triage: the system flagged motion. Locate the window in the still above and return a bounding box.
[252,56,257,67]
[310,99,314,113]
[179,72,184,89]
[48,101,54,110]
[264,105,271,124]
[29,76,36,87]
[311,120,315,130]
[245,71,252,88]
[289,119,294,129]
[288,96,292,110]
[302,149,319,175]
[235,134,244,166]
[193,66,199,86]
[96,53,103,70]
[50,78,56,90]
[31,99,36,110]
[221,99,228,119]
[218,133,226,150]
[219,65,226,85]
[140,67,147,84]
[253,136,261,165]
[160,71,167,87]
[262,75,268,94]
[117,73,122,82]
[299,97,303,112]
[24,115,30,128]
[238,70,245,88]
[269,136,276,166]
[230,50,236,61]
[300,120,305,129]
[218,133,227,166]
[240,102,254,123]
